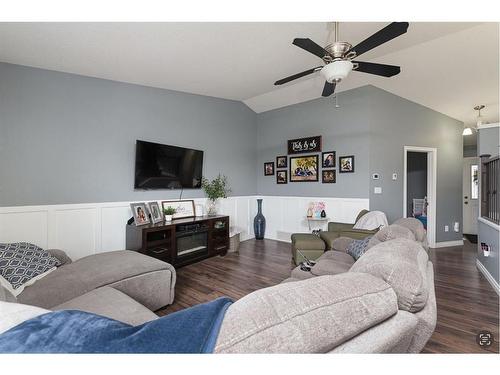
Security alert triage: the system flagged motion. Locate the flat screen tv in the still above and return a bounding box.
[134,140,204,190]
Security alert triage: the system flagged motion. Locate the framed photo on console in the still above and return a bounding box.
[147,202,163,224]
[130,202,150,226]
[162,200,195,219]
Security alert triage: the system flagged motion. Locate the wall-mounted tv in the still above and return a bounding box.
[134,140,204,190]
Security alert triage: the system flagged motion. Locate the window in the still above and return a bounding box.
[471,165,479,200]
[481,156,499,224]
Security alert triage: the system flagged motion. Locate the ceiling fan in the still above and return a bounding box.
[274,22,409,97]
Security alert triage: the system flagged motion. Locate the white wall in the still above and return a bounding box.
[0,196,368,261]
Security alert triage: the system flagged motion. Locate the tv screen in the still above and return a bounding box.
[134,140,203,189]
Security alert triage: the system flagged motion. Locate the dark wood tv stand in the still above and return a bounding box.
[126,215,229,268]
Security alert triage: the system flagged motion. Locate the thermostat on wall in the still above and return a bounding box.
[372,173,380,180]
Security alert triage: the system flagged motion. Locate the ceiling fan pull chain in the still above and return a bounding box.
[334,93,340,109]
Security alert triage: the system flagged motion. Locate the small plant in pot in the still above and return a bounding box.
[201,174,231,216]
[163,206,176,222]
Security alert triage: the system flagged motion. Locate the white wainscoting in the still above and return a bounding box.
[0,195,369,261]
[256,196,370,242]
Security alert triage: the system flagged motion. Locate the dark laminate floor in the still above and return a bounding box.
[157,239,499,353]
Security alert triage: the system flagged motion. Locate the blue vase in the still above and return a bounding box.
[253,199,266,240]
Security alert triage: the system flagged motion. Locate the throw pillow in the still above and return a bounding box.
[0,243,61,295]
[346,236,372,260]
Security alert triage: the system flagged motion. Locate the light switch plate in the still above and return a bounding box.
[374,187,382,194]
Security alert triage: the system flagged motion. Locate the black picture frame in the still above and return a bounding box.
[289,154,319,182]
[276,155,288,169]
[322,151,336,168]
[322,170,336,183]
[287,136,322,154]
[264,162,275,176]
[277,170,287,184]
[339,155,355,173]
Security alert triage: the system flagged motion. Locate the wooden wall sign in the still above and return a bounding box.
[287,136,322,154]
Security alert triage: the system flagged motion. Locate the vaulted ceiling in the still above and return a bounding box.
[0,22,498,125]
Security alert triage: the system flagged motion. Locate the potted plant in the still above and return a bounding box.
[163,206,176,222]
[201,174,231,216]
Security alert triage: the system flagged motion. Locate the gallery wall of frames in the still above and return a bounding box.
[263,135,355,185]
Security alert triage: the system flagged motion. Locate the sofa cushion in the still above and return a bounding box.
[0,242,61,294]
[18,250,175,309]
[309,251,355,276]
[393,218,427,243]
[53,286,158,326]
[349,238,429,312]
[330,237,355,252]
[47,249,73,266]
[366,224,415,249]
[214,272,398,353]
[291,234,325,250]
[0,284,17,303]
[0,301,50,335]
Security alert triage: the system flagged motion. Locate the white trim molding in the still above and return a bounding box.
[476,259,500,296]
[431,240,464,248]
[403,146,438,248]
[478,216,500,231]
[477,122,500,130]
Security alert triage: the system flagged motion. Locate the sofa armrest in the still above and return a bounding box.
[339,229,377,240]
[47,249,73,266]
[214,272,398,353]
[328,222,355,232]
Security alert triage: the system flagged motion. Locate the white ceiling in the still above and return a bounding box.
[0,22,498,125]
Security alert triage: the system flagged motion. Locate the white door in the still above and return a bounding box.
[463,157,479,234]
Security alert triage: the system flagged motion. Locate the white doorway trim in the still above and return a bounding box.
[403,146,437,248]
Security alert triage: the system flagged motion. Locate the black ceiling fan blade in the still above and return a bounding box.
[321,81,336,97]
[347,22,409,58]
[353,61,401,77]
[274,66,322,85]
[293,38,328,59]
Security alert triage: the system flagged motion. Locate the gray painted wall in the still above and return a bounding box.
[368,87,463,242]
[0,62,257,206]
[406,152,427,216]
[0,64,465,243]
[477,126,499,284]
[256,87,371,198]
[463,144,477,157]
[256,85,463,242]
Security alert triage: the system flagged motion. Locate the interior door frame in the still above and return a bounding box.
[403,146,437,248]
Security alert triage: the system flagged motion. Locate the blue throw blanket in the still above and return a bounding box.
[0,297,232,353]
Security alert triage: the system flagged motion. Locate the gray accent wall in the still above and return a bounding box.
[477,126,499,285]
[368,87,463,242]
[1,63,465,244]
[256,85,463,242]
[256,87,371,198]
[0,62,257,206]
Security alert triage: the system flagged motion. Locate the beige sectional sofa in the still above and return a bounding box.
[1,250,176,326]
[1,219,436,353]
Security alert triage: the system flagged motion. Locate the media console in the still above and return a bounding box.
[126,215,229,268]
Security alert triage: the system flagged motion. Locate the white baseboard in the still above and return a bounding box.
[431,240,464,248]
[476,259,500,296]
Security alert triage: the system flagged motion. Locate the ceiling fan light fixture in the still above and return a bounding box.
[321,60,353,83]
[462,127,473,136]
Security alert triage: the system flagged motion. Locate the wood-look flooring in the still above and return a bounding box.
[156,239,499,353]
